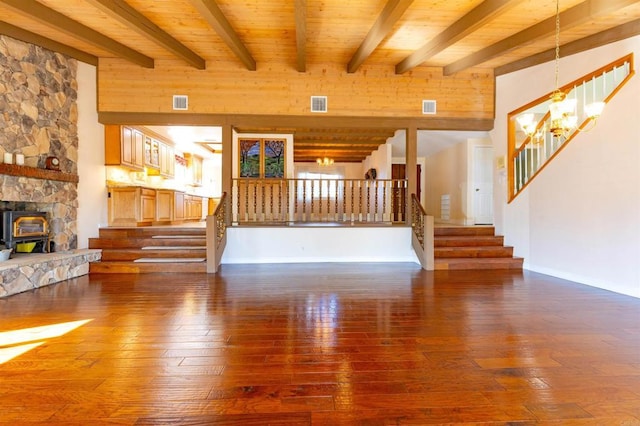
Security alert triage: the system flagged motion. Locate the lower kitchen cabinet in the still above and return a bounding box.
[108,186,205,226]
[108,186,156,227]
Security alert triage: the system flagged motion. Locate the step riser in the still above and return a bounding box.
[100,250,207,261]
[90,262,207,274]
[434,227,496,237]
[98,228,206,238]
[435,259,524,270]
[89,239,206,249]
[435,237,504,247]
[435,247,514,258]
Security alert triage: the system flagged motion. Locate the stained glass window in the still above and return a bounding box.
[239,138,286,178]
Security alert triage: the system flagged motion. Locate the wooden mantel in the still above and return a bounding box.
[0,163,79,183]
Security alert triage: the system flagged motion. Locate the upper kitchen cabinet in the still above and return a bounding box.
[105,125,145,171]
[105,126,175,179]
[184,153,203,186]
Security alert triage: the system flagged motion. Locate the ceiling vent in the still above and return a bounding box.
[422,100,437,115]
[173,95,188,111]
[310,96,327,113]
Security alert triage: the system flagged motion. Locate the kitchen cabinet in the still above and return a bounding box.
[184,153,203,186]
[184,194,203,220]
[108,186,156,226]
[174,191,185,222]
[105,125,145,171]
[106,125,175,178]
[160,143,175,178]
[108,187,204,226]
[155,189,174,223]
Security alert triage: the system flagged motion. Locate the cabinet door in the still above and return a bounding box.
[140,189,156,223]
[174,192,185,221]
[192,156,203,186]
[155,190,174,222]
[159,144,175,178]
[121,126,134,166]
[108,187,138,226]
[132,129,145,169]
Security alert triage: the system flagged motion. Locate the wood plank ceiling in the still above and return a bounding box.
[1,0,639,162]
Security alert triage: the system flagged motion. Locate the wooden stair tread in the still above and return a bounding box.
[133,257,205,263]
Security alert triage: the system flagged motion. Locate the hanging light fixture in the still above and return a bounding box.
[548,0,578,138]
[316,157,334,166]
[517,0,605,140]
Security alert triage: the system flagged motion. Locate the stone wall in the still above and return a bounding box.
[0,35,78,251]
[0,249,101,298]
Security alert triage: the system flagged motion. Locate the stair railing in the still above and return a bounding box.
[206,192,227,273]
[508,54,634,202]
[411,194,434,270]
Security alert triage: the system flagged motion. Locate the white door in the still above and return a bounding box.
[473,146,493,225]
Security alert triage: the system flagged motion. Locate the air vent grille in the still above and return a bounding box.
[422,100,437,115]
[173,95,188,110]
[310,96,327,113]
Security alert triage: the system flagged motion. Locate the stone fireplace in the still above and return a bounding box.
[0,35,78,251]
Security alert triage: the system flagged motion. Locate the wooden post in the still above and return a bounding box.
[221,124,233,225]
[424,215,434,270]
[406,124,418,225]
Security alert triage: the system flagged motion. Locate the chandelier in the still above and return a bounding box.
[518,0,605,140]
[316,157,334,166]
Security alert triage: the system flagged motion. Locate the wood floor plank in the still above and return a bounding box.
[0,264,639,424]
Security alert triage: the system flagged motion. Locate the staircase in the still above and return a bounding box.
[434,226,523,270]
[89,227,207,273]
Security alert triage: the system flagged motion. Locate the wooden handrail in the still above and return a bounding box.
[411,194,434,270]
[206,192,227,273]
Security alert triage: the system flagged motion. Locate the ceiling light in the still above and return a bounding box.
[316,157,334,166]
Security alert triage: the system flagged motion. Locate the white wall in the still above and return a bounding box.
[223,227,419,264]
[76,62,107,248]
[492,36,640,298]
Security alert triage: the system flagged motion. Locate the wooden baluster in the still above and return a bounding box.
[374,180,379,223]
[318,179,323,220]
[333,179,340,222]
[302,179,307,222]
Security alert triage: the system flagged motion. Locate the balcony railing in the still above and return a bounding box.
[231,178,408,225]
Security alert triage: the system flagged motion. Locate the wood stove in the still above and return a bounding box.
[0,211,50,252]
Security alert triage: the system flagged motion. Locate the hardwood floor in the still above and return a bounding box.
[1,264,639,425]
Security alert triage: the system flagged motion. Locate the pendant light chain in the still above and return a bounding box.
[554,0,560,91]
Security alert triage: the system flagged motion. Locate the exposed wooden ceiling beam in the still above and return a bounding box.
[348,0,414,73]
[395,0,520,74]
[295,130,395,138]
[85,0,205,69]
[295,145,382,151]
[295,139,386,145]
[495,18,640,76]
[295,0,306,72]
[443,0,640,76]
[293,156,367,163]
[189,0,256,70]
[0,0,153,68]
[98,112,495,131]
[0,20,98,65]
